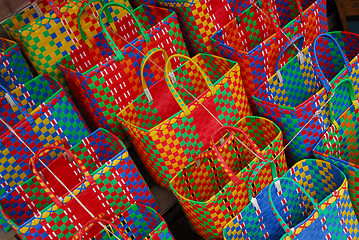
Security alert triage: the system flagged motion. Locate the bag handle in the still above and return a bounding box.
[77,0,115,48]
[268,177,322,239]
[30,0,62,18]
[275,34,305,83]
[29,145,96,208]
[73,218,130,240]
[140,47,173,103]
[0,84,33,123]
[312,33,353,93]
[328,77,359,128]
[99,2,150,61]
[164,54,216,116]
[210,125,266,187]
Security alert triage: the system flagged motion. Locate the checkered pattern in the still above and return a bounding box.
[79,204,173,239]
[0,75,89,197]
[1,0,131,99]
[158,0,233,55]
[0,37,32,96]
[118,53,252,189]
[130,0,157,8]
[0,129,158,239]
[224,159,359,240]
[57,5,188,140]
[169,116,287,239]
[211,0,327,114]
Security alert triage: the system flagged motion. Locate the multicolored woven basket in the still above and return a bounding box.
[1,0,132,99]
[0,128,158,239]
[57,3,188,139]
[117,51,252,189]
[0,37,32,95]
[170,117,287,239]
[223,159,359,239]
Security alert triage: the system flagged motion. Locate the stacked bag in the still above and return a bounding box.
[0,0,359,239]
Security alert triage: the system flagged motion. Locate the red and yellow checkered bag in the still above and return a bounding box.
[170,118,288,239]
[1,0,132,98]
[117,48,252,189]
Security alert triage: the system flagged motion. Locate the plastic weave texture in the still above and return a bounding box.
[0,37,32,96]
[211,0,327,114]
[224,159,359,240]
[118,53,252,189]
[0,128,158,239]
[57,5,188,140]
[170,116,287,239]
[1,0,132,99]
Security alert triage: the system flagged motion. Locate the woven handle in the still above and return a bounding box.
[140,48,172,102]
[0,84,33,123]
[268,177,321,239]
[73,218,130,240]
[77,0,114,46]
[30,146,96,208]
[99,2,150,61]
[210,125,266,187]
[312,33,352,93]
[164,54,216,116]
[275,33,305,72]
[30,0,62,18]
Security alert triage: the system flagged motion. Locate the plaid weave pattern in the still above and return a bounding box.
[0,129,158,239]
[118,53,252,189]
[157,0,234,55]
[1,0,131,99]
[170,116,287,239]
[57,5,188,140]
[0,37,32,95]
[211,0,327,114]
[86,204,173,240]
[224,159,359,240]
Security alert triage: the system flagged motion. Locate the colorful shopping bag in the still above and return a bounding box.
[57,3,188,139]
[157,0,235,55]
[170,117,287,239]
[117,50,252,189]
[1,0,132,98]
[0,130,158,239]
[252,32,359,164]
[223,159,359,239]
[0,37,32,95]
[73,204,173,240]
[130,0,157,8]
[0,73,90,197]
[211,0,327,114]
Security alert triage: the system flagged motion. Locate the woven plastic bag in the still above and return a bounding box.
[117,50,252,189]
[211,0,327,113]
[57,3,188,139]
[252,32,359,164]
[73,204,173,239]
[1,0,132,98]
[223,159,359,239]
[0,130,158,239]
[170,117,287,239]
[0,37,32,95]
[0,73,90,198]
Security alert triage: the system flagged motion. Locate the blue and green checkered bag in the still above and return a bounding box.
[0,37,32,96]
[223,159,359,239]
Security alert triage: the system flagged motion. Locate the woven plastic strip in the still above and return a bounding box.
[0,37,32,95]
[0,128,158,239]
[73,204,173,240]
[118,52,252,188]
[211,0,327,114]
[57,4,188,140]
[252,31,359,165]
[1,0,132,99]
[0,73,90,197]
[170,116,287,239]
[224,159,359,239]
